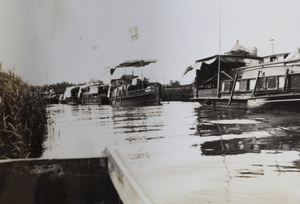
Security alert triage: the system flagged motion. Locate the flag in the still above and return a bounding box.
[182,62,202,77]
[129,26,139,41]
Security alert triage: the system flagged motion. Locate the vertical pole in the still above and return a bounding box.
[217,0,221,98]
[283,68,289,91]
[141,61,144,89]
[251,70,261,96]
[124,66,127,97]
[195,72,199,98]
[228,73,238,106]
[217,56,221,98]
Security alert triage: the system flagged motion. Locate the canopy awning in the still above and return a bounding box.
[183,54,263,77]
[182,57,217,77]
[110,59,158,75]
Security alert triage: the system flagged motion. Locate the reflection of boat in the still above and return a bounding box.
[197,122,257,136]
[109,60,161,106]
[187,41,300,108]
[201,135,300,156]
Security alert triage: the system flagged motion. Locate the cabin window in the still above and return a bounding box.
[267,76,277,89]
[278,76,285,88]
[270,56,277,62]
[257,77,265,90]
[221,83,225,92]
[234,81,240,91]
[249,79,256,90]
[112,89,118,97]
[221,81,231,92]
[239,80,248,91]
[289,74,300,89]
[117,89,123,96]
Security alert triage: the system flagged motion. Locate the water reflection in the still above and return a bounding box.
[43,102,198,158]
[196,107,300,147]
[44,102,300,202]
[201,135,300,155]
[195,106,300,181]
[45,103,300,160]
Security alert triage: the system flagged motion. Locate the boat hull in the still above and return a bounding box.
[247,94,300,109]
[65,97,80,105]
[191,97,248,108]
[111,91,161,106]
[192,93,300,109]
[81,96,110,105]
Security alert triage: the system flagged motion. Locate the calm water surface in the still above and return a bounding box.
[43,102,300,203]
[43,102,198,158]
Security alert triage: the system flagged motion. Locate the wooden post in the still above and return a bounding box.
[228,73,238,106]
[140,60,144,89]
[195,72,199,98]
[283,69,289,91]
[251,70,261,97]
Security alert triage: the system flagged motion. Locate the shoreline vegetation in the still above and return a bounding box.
[0,65,47,159]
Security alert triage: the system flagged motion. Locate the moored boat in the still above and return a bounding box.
[81,84,110,105]
[61,86,81,105]
[186,41,262,108]
[61,84,110,105]
[187,41,300,109]
[109,60,161,106]
[233,51,300,109]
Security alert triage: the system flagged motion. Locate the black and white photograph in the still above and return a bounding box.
[1,0,300,203]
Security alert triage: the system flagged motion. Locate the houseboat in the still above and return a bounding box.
[61,84,110,105]
[188,41,300,108]
[81,84,110,105]
[109,60,161,106]
[228,52,300,109]
[61,86,81,104]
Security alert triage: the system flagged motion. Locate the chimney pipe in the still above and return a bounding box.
[270,39,275,54]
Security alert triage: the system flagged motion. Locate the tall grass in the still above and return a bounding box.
[0,64,47,159]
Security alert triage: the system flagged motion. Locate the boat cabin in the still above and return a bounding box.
[217,48,300,108]
[189,40,300,108]
[82,84,110,105]
[193,41,263,98]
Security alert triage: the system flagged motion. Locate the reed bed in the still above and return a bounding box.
[0,65,47,159]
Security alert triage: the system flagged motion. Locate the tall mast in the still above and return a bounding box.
[217,0,221,98]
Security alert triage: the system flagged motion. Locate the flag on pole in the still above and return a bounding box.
[129,26,139,41]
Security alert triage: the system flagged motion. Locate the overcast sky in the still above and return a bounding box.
[1,0,300,85]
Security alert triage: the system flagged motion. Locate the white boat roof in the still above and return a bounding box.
[110,59,158,75]
[115,60,158,68]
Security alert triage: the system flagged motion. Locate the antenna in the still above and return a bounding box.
[217,0,222,98]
